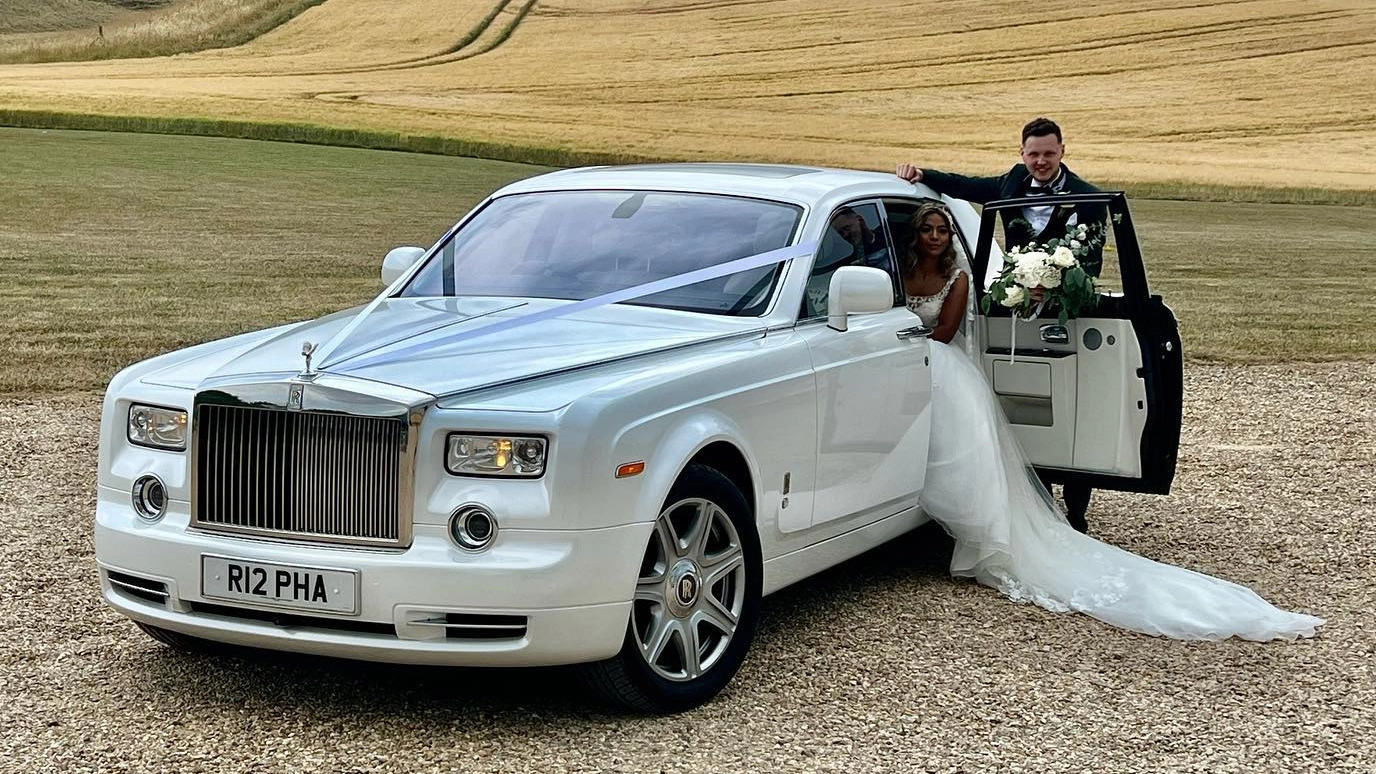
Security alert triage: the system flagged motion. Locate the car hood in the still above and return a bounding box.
[142,297,764,400]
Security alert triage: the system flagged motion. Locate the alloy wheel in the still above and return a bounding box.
[631,496,746,682]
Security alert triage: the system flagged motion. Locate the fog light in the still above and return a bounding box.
[449,505,498,551]
[131,475,167,522]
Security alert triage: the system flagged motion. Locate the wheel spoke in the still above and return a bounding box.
[669,501,707,559]
[701,544,743,588]
[635,575,667,605]
[687,503,717,559]
[681,618,704,679]
[695,596,738,636]
[654,517,680,560]
[641,614,679,667]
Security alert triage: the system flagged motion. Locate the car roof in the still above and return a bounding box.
[491,163,935,208]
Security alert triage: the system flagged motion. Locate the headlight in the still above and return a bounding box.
[445,433,547,478]
[127,404,188,450]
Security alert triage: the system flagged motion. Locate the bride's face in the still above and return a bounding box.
[916,213,952,260]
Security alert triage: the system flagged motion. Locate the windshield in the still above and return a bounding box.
[399,190,802,315]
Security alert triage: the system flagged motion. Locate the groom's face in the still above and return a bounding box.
[1020,133,1065,183]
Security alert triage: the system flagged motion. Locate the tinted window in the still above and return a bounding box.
[802,201,897,318]
[400,191,802,316]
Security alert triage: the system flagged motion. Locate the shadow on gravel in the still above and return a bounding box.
[123,524,956,720]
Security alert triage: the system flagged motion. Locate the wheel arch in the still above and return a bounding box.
[685,441,756,524]
[625,411,763,531]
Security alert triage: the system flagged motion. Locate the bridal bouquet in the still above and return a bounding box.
[983,222,1103,325]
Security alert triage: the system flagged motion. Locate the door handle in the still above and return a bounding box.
[1040,324,1069,344]
[896,324,933,340]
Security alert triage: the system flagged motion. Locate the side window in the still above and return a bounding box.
[802,201,896,318]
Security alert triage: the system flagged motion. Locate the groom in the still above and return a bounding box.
[896,117,1102,532]
[895,117,1107,278]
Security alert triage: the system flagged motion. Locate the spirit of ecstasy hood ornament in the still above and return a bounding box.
[301,341,317,376]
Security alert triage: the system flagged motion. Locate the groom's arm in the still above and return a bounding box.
[917,169,1005,204]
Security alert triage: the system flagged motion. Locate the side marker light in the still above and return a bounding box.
[615,461,645,479]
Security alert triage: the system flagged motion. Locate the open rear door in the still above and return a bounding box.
[971,192,1182,495]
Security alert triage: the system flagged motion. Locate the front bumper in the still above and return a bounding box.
[95,487,650,667]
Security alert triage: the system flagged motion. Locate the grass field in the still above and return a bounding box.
[1,127,1371,397]
[0,1,169,35]
[0,0,324,63]
[0,127,550,395]
[0,0,1373,194]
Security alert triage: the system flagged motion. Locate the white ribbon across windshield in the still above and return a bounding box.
[320,240,819,372]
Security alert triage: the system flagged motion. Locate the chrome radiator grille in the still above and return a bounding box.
[194,404,409,546]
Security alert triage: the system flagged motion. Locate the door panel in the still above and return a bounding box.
[978,315,1148,477]
[978,315,1079,468]
[800,308,931,527]
[1071,318,1148,476]
[970,192,1182,495]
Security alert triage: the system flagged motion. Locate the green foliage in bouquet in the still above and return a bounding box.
[982,221,1105,325]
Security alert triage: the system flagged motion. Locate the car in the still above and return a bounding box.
[95,163,1182,712]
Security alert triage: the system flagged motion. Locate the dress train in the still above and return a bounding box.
[920,340,1323,641]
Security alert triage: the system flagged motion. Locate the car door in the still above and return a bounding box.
[796,200,932,527]
[969,192,1181,495]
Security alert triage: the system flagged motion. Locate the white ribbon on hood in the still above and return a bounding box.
[319,239,819,372]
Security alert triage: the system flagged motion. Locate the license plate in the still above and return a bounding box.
[201,555,359,615]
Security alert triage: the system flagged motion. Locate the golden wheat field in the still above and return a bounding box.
[1,0,1374,190]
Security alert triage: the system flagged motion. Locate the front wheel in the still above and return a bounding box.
[582,464,761,713]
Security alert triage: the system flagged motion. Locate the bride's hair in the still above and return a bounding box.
[904,202,958,278]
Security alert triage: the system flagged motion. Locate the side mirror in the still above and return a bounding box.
[381,246,426,287]
[827,266,894,331]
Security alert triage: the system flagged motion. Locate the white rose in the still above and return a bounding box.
[1069,239,1082,249]
[1000,284,1026,307]
[1013,252,1051,287]
[1050,246,1076,268]
[1037,265,1063,288]
[1077,224,1089,236]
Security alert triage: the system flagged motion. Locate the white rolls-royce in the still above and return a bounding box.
[96,164,1182,712]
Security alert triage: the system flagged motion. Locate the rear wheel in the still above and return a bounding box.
[583,464,761,713]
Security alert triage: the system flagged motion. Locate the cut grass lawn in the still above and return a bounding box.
[1,128,1371,397]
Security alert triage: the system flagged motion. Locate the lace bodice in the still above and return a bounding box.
[906,270,965,326]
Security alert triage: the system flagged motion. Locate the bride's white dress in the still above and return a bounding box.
[907,271,1323,640]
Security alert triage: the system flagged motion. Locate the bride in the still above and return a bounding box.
[900,201,1323,641]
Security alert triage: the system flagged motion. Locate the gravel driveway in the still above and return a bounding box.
[3,363,1372,773]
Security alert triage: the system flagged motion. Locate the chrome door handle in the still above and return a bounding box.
[1040,324,1069,344]
[896,324,933,340]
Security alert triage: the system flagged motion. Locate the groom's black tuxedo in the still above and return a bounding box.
[920,164,1107,276]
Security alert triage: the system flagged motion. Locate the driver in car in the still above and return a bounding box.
[827,206,890,270]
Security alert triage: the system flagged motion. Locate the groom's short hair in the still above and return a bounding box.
[1021,117,1063,144]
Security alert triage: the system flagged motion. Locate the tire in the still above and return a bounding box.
[135,621,217,654]
[582,463,762,713]
[1063,484,1092,534]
